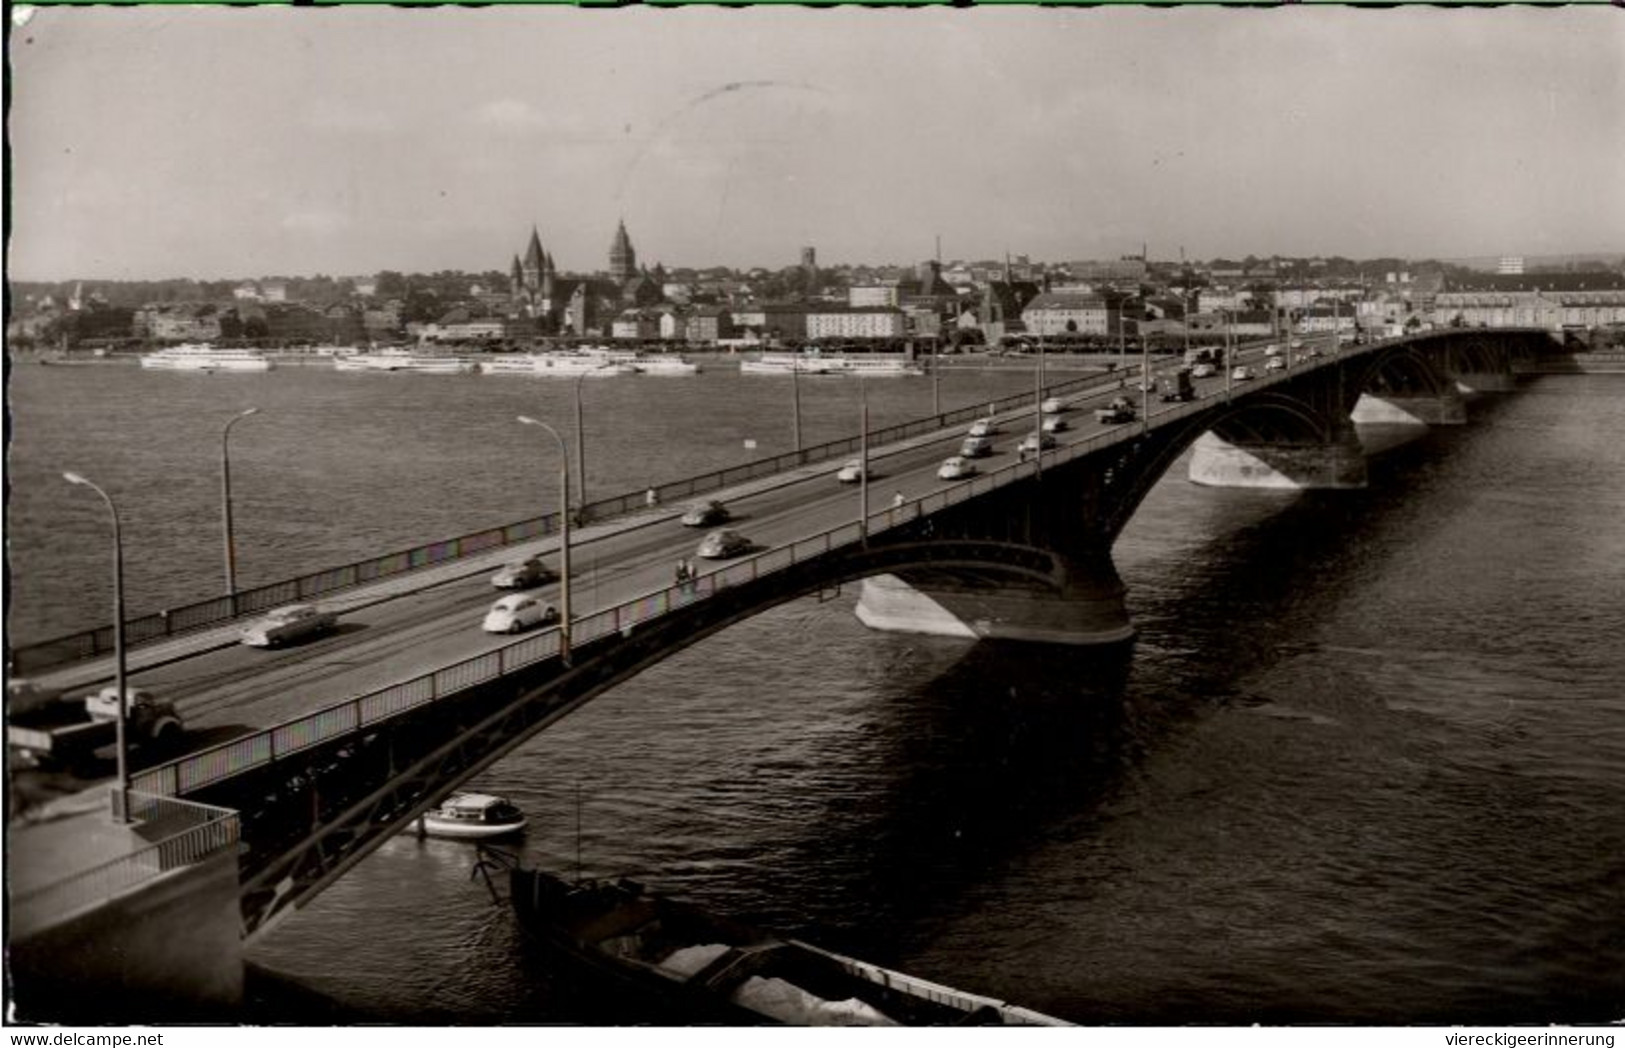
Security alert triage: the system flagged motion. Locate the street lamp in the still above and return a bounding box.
[516,416,573,665]
[858,378,870,547]
[790,360,803,458]
[63,472,130,823]
[572,365,612,515]
[1033,334,1046,478]
[220,407,259,612]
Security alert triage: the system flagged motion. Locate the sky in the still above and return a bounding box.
[7,5,1624,281]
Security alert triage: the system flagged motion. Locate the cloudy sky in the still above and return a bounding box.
[8,6,1623,280]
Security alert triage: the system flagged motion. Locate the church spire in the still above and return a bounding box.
[523,226,545,274]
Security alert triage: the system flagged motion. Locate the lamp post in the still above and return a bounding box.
[571,366,609,515]
[517,416,572,665]
[1140,332,1151,434]
[63,472,130,823]
[220,407,259,613]
[790,361,803,458]
[858,378,870,547]
[1224,308,1234,401]
[1033,334,1045,478]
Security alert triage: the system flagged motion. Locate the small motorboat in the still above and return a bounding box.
[499,862,1071,1026]
[417,792,527,840]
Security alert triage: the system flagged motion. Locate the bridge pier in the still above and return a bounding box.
[855,561,1134,646]
[1351,391,1467,426]
[1454,371,1518,394]
[1187,431,1368,489]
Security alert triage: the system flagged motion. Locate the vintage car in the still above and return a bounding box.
[959,436,995,458]
[835,459,868,484]
[239,603,339,648]
[482,593,559,634]
[966,417,999,438]
[491,554,553,589]
[937,456,977,480]
[696,528,752,560]
[1041,414,1069,434]
[1018,431,1058,454]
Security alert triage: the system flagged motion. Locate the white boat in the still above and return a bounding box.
[739,352,833,375]
[822,354,925,377]
[577,345,697,375]
[140,344,273,372]
[478,353,637,377]
[417,792,527,839]
[333,348,472,374]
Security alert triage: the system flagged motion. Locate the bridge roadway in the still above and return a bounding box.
[30,339,1292,763]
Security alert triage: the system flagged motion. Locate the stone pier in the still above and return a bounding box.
[856,563,1134,646]
[1351,391,1467,426]
[1188,431,1368,489]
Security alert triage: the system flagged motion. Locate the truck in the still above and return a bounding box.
[7,683,184,768]
[1094,396,1138,424]
[1159,367,1195,402]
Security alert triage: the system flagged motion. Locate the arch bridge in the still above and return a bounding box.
[112,327,1553,938]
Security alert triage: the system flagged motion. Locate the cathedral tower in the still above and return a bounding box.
[609,220,637,285]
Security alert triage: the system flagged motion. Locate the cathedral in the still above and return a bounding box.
[508,221,663,336]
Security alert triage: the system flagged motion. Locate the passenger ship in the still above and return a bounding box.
[331,347,473,374]
[576,345,699,375]
[478,352,638,377]
[139,344,273,372]
[738,352,835,375]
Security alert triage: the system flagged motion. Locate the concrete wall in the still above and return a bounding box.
[1188,432,1368,489]
[8,848,243,1022]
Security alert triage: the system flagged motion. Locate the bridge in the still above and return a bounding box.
[7,327,1557,1013]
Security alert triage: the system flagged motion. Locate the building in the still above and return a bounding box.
[849,286,900,308]
[805,306,907,340]
[1021,291,1112,337]
[609,220,637,285]
[684,306,736,344]
[731,304,808,343]
[1498,256,1526,275]
[421,307,507,343]
[611,309,660,341]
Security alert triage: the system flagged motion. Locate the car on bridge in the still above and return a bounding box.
[239,603,340,648]
[491,554,554,589]
[1094,397,1137,424]
[680,499,731,527]
[1040,396,1065,414]
[1041,414,1069,434]
[1018,431,1057,454]
[1232,365,1254,382]
[835,459,868,483]
[1191,363,1217,378]
[1265,357,1285,372]
[482,593,559,634]
[696,528,752,560]
[937,455,977,480]
[966,417,998,437]
[959,435,995,458]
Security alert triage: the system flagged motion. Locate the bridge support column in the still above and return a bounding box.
[1351,391,1467,426]
[855,559,1133,646]
[1187,431,1367,489]
[1454,371,1517,394]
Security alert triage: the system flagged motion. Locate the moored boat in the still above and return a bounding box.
[140,343,273,372]
[478,352,637,377]
[822,354,925,377]
[332,347,472,374]
[503,863,1071,1026]
[417,792,527,839]
[739,352,833,375]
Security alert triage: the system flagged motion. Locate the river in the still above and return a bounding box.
[5,360,1622,1023]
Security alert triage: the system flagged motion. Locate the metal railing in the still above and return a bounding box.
[9,791,239,939]
[9,369,1132,673]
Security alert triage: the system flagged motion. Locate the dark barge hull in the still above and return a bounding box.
[507,866,1069,1026]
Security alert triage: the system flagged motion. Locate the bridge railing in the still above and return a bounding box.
[120,329,1559,806]
[9,791,239,940]
[127,385,1227,803]
[12,371,1143,675]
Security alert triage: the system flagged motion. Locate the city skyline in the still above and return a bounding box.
[8,6,1624,282]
